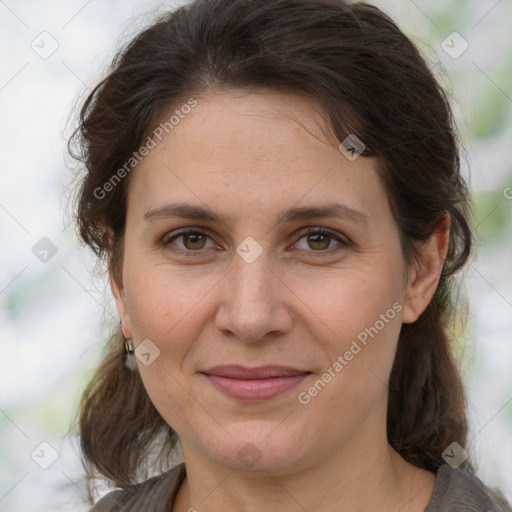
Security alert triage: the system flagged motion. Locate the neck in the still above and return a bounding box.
[173,423,436,512]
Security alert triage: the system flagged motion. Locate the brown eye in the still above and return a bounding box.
[163,229,216,253]
[305,232,331,251]
[293,228,348,255]
[181,232,207,250]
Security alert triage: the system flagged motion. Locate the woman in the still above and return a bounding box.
[69,0,511,510]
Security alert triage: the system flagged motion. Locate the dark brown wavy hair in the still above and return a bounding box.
[68,0,474,502]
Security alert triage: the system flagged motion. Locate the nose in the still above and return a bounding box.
[214,248,294,343]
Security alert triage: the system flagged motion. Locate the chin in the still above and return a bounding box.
[200,424,312,474]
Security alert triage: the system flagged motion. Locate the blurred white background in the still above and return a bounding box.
[1,0,511,510]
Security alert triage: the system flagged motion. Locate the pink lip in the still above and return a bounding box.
[201,365,311,401]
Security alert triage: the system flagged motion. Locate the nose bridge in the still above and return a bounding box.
[230,245,275,317]
[215,242,292,341]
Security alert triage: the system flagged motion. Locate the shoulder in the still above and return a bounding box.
[426,464,512,512]
[88,463,186,512]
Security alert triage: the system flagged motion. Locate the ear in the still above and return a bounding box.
[110,272,132,339]
[402,214,450,324]
[106,228,132,339]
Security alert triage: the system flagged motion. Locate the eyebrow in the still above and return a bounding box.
[143,201,370,226]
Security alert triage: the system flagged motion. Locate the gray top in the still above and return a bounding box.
[90,463,511,511]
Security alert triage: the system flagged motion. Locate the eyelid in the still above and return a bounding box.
[161,226,349,255]
[161,227,219,254]
[293,226,349,252]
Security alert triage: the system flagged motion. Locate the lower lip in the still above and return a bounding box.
[203,374,310,401]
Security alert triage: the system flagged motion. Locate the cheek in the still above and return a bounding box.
[123,258,219,351]
[122,235,405,433]
[121,262,213,431]
[291,258,404,420]
[295,262,403,353]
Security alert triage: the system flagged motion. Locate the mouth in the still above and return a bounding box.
[200,365,312,401]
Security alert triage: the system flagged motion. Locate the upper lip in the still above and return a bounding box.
[202,365,311,379]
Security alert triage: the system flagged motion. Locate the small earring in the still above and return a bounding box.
[124,338,137,371]
[120,321,137,371]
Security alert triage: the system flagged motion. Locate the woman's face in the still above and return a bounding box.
[113,90,434,474]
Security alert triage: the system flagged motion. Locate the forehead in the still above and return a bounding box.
[128,90,389,227]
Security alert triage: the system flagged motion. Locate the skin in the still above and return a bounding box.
[112,89,449,512]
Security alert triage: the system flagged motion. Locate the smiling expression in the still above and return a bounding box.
[112,89,425,473]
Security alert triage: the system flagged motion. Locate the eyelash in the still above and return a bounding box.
[160,227,349,257]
